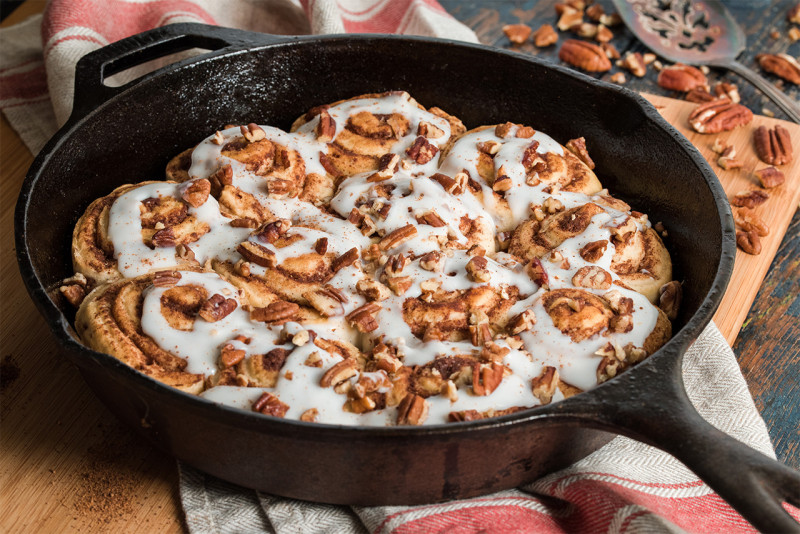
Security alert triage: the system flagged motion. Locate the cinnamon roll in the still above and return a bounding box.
[67,91,681,426]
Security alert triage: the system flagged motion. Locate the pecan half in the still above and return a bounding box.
[532,24,558,47]
[755,167,785,189]
[252,392,289,417]
[733,207,769,236]
[753,125,793,166]
[565,137,595,169]
[181,179,211,208]
[580,239,608,262]
[731,190,769,209]
[397,394,429,425]
[658,281,682,321]
[688,100,753,134]
[736,230,762,255]
[531,366,559,404]
[559,39,612,72]
[503,23,532,44]
[756,53,800,85]
[250,300,299,324]
[657,63,707,92]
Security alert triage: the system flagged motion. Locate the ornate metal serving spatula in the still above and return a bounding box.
[611,0,800,122]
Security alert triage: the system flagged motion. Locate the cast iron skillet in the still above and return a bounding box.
[15,24,800,532]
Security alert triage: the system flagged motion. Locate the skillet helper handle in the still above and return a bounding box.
[71,23,286,122]
[576,354,800,532]
[715,59,800,124]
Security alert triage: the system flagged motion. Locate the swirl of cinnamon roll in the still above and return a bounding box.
[438,123,603,231]
[71,179,243,283]
[508,197,672,303]
[290,91,466,179]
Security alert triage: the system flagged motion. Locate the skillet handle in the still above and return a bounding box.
[563,349,800,532]
[71,23,290,122]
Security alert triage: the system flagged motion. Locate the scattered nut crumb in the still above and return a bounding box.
[610,72,626,84]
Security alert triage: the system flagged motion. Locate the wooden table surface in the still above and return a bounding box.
[1,1,798,532]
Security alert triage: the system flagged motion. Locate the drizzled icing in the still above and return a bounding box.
[91,92,672,426]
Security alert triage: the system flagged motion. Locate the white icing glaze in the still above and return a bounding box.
[99,96,672,426]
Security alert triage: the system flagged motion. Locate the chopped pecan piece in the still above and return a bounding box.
[620,52,646,77]
[379,224,418,251]
[532,24,558,47]
[220,344,246,368]
[755,167,785,189]
[526,258,549,288]
[731,190,769,209]
[713,82,740,103]
[396,394,429,425]
[250,300,300,324]
[151,227,176,248]
[237,241,276,268]
[406,136,439,164]
[472,362,505,396]
[346,302,381,333]
[300,409,319,422]
[418,121,444,139]
[319,358,358,388]
[356,278,391,301]
[736,230,762,255]
[331,247,359,272]
[557,7,583,31]
[198,294,238,322]
[572,266,612,290]
[753,125,793,166]
[658,281,682,321]
[241,123,266,143]
[597,356,621,384]
[532,366,559,404]
[252,392,289,417]
[559,40,612,72]
[596,24,613,43]
[419,250,445,272]
[256,219,291,244]
[503,23,532,44]
[508,309,536,335]
[429,173,463,195]
[304,286,347,317]
[59,282,86,307]
[466,256,491,283]
[181,179,211,208]
[315,110,336,142]
[565,137,595,169]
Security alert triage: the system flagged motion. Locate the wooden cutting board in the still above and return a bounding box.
[642,94,800,345]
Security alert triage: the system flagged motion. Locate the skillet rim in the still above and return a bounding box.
[14,30,736,438]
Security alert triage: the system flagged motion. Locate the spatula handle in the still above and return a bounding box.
[717,59,800,123]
